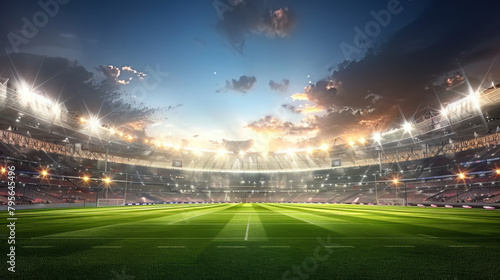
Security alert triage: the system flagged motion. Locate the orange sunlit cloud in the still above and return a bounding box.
[301,105,324,114]
[291,93,309,101]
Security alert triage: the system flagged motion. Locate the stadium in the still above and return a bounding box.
[2,1,500,280]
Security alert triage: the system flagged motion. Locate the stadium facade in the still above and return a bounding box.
[1,78,500,208]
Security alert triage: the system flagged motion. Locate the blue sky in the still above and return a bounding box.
[2,0,500,152]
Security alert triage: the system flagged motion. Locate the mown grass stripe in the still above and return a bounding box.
[417,234,438,239]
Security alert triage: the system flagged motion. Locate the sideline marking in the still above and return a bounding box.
[384,245,415,248]
[217,246,246,248]
[157,246,186,248]
[22,246,53,248]
[92,246,122,248]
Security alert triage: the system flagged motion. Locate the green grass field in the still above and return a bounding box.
[1,203,500,280]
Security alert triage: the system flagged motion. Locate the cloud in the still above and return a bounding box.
[98,64,146,85]
[218,75,257,93]
[216,0,296,53]
[245,115,318,136]
[281,104,301,114]
[269,79,289,93]
[282,104,324,114]
[0,53,177,128]
[280,0,500,145]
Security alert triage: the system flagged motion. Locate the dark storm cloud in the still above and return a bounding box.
[269,79,289,93]
[290,0,500,144]
[218,75,257,93]
[0,53,176,127]
[215,0,296,53]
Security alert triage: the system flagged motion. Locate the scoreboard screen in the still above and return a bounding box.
[332,159,341,167]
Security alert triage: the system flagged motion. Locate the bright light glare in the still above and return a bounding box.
[373,133,381,143]
[458,173,466,180]
[103,177,111,184]
[440,107,448,116]
[88,117,100,128]
[403,122,412,132]
[321,144,328,151]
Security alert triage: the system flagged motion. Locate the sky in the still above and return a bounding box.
[1,0,500,152]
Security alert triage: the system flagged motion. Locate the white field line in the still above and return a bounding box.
[260,246,290,248]
[417,234,438,239]
[384,245,415,248]
[325,245,354,248]
[217,246,246,248]
[32,204,226,239]
[447,245,479,248]
[244,215,251,241]
[157,246,186,248]
[168,206,231,225]
[261,205,318,226]
[30,236,500,240]
[22,246,53,248]
[92,246,122,248]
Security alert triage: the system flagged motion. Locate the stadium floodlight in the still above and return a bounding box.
[306,147,314,154]
[103,177,112,184]
[0,167,5,173]
[403,122,412,133]
[359,137,366,144]
[458,173,466,180]
[82,176,89,182]
[348,140,355,147]
[321,144,329,151]
[239,150,245,156]
[440,107,448,117]
[393,178,398,184]
[496,169,500,175]
[40,170,49,177]
[88,117,100,129]
[373,133,382,143]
